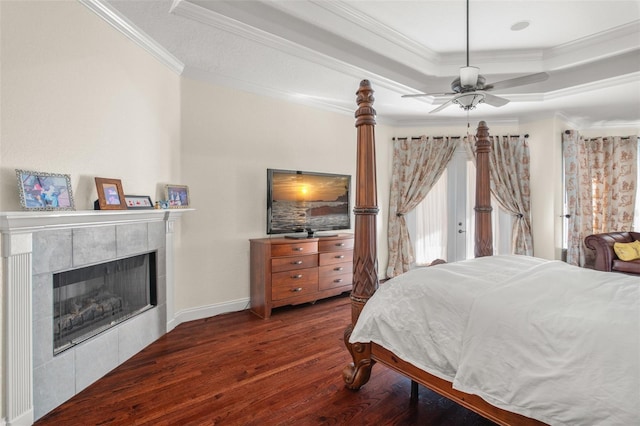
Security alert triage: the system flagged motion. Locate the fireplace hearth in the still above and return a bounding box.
[53,252,157,354]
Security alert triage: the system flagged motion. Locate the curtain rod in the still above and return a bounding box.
[564,130,632,140]
[392,134,529,141]
[392,136,462,141]
[585,136,631,140]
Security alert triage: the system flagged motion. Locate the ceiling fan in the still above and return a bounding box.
[403,0,549,113]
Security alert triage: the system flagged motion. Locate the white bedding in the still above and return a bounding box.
[349,255,548,380]
[349,256,640,425]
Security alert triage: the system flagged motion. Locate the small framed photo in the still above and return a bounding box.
[95,177,127,210]
[125,195,154,210]
[16,169,75,211]
[165,184,190,208]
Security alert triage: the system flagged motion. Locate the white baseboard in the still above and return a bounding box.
[3,408,32,426]
[172,298,250,326]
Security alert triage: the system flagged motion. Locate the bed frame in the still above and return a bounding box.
[343,80,545,426]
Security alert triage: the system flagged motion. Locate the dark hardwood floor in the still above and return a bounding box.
[36,295,497,425]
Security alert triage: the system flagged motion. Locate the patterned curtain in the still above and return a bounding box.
[464,135,533,255]
[386,136,458,278]
[563,131,638,266]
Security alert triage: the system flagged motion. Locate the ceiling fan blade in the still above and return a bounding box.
[402,92,454,98]
[429,99,454,113]
[485,72,549,91]
[483,93,510,107]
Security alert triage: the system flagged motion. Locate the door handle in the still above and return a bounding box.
[458,229,466,233]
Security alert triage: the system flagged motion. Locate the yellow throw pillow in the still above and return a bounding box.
[613,240,640,261]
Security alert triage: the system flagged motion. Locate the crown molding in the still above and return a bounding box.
[170,0,416,96]
[554,112,584,130]
[544,72,640,100]
[79,0,184,75]
[580,120,640,131]
[545,21,640,70]
[555,111,640,131]
[311,0,438,61]
[390,116,521,128]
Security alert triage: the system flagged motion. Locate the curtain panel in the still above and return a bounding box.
[563,132,638,266]
[386,136,457,278]
[465,134,533,255]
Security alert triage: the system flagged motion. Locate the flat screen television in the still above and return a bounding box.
[267,169,351,238]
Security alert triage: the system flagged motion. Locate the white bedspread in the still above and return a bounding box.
[349,256,640,425]
[349,255,548,380]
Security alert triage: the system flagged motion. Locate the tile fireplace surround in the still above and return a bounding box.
[0,209,190,425]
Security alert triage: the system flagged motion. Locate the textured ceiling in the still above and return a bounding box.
[102,0,640,128]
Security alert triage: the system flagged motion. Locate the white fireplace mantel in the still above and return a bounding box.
[1,209,192,426]
[0,208,192,233]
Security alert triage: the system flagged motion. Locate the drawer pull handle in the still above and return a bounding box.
[334,267,343,271]
[291,287,303,292]
[335,243,345,247]
[292,274,303,279]
[335,255,345,259]
[293,247,304,252]
[291,260,303,265]
[334,279,343,283]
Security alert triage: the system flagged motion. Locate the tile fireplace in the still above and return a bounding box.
[1,209,189,425]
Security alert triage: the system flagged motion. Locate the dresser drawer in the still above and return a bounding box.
[319,238,354,252]
[319,271,352,290]
[319,262,353,278]
[271,254,318,273]
[271,268,318,300]
[271,241,318,258]
[319,250,353,266]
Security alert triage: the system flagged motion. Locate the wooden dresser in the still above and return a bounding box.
[249,234,354,318]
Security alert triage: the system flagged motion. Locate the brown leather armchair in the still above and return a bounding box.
[584,232,640,275]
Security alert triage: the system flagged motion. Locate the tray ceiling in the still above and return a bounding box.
[101,0,640,128]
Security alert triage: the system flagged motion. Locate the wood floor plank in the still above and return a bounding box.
[35,295,496,425]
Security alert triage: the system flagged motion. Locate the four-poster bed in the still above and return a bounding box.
[343,80,639,426]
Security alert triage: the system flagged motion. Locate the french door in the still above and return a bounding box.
[410,144,510,265]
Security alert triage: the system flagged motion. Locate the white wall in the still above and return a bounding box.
[520,117,564,260]
[0,1,181,211]
[579,127,639,138]
[176,77,393,313]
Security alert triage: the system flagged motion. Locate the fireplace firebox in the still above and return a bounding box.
[53,252,157,354]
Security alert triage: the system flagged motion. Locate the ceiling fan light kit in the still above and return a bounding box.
[453,92,485,111]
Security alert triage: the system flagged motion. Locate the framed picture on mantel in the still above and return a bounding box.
[16,169,75,211]
[165,184,190,208]
[125,195,154,210]
[95,177,127,210]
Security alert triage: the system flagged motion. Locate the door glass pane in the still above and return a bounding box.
[415,173,447,265]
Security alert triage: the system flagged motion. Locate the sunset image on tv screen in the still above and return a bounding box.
[270,171,350,232]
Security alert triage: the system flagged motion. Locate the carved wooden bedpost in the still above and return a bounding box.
[474,121,493,257]
[343,79,379,390]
